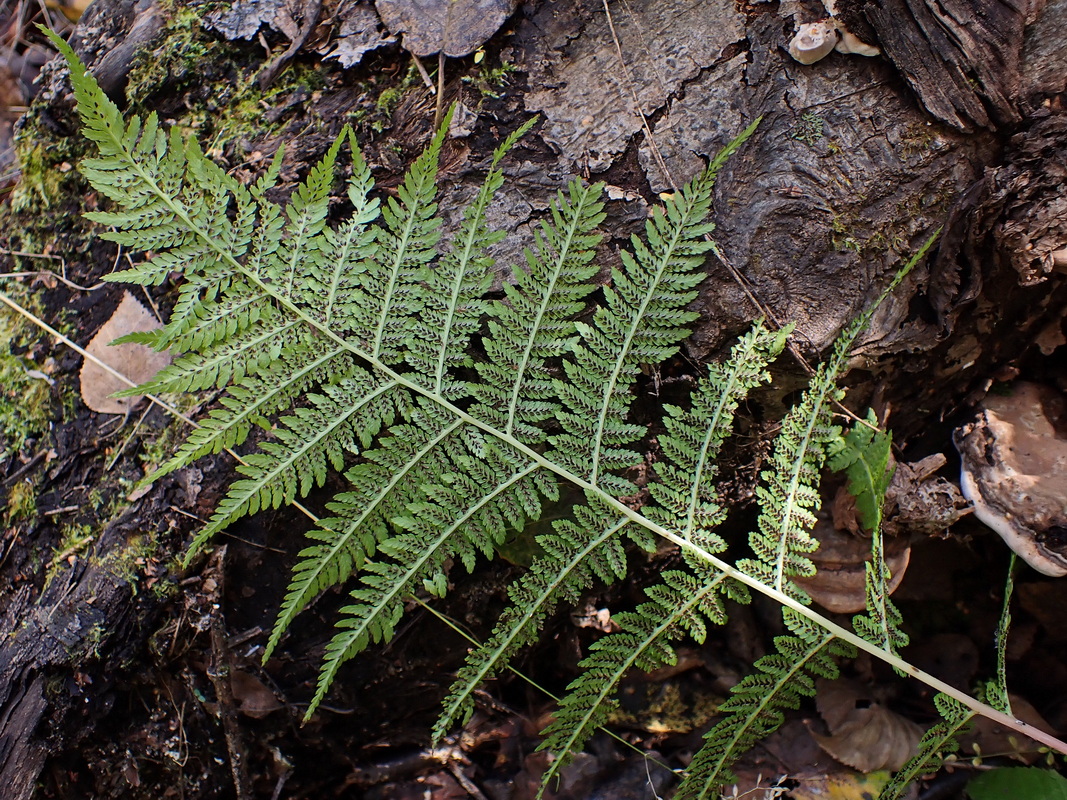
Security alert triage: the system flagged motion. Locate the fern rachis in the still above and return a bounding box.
[46,27,1067,800]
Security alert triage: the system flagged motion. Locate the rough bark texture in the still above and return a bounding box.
[1,0,1066,795]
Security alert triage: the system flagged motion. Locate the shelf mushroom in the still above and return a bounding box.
[953,382,1067,577]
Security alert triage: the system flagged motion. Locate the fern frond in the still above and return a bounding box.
[647,321,789,540]
[547,162,727,494]
[829,410,894,533]
[832,412,909,657]
[311,441,556,717]
[435,494,644,739]
[538,555,742,791]
[188,370,407,558]
[675,610,853,799]
[269,131,343,299]
[349,108,453,363]
[122,313,302,395]
[265,399,467,659]
[469,177,606,443]
[406,119,537,397]
[877,694,975,800]
[151,343,355,480]
[308,132,380,330]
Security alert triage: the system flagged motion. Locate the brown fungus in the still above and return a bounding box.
[953,382,1067,577]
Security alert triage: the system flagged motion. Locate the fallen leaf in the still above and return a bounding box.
[206,0,286,40]
[813,678,923,772]
[790,771,902,800]
[79,291,172,415]
[230,670,283,718]
[375,0,520,57]
[323,3,397,67]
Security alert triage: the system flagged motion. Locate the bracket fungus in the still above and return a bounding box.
[788,20,839,65]
[787,0,881,65]
[953,382,1067,577]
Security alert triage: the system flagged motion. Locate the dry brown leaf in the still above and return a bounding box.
[375,0,520,57]
[79,291,172,415]
[793,519,911,614]
[813,678,923,772]
[230,670,283,719]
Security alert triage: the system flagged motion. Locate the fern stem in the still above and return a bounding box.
[73,85,1067,755]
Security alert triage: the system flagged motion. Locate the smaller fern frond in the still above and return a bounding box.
[358,107,454,364]
[122,313,302,395]
[268,129,344,300]
[537,556,742,795]
[151,342,355,480]
[549,166,720,494]
[828,409,894,533]
[435,494,645,740]
[877,694,975,800]
[469,177,606,444]
[647,321,789,540]
[674,609,854,799]
[312,131,380,330]
[832,411,909,658]
[265,400,467,659]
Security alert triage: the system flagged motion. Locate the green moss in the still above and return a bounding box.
[124,8,213,106]
[7,130,88,216]
[3,479,36,523]
[790,111,825,146]
[462,54,518,99]
[0,298,55,461]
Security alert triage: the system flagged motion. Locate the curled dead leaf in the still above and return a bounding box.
[79,291,172,415]
[813,678,923,772]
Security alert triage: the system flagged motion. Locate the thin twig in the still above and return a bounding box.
[601,0,674,189]
[206,548,254,800]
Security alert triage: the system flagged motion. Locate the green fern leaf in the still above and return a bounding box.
[829,409,894,533]
[188,370,406,558]
[674,610,854,798]
[877,694,974,800]
[265,399,467,659]
[351,108,453,363]
[311,441,556,717]
[406,118,537,397]
[548,162,724,494]
[435,494,641,740]
[647,321,789,539]
[469,177,606,443]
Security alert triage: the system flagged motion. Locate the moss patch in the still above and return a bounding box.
[0,296,55,461]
